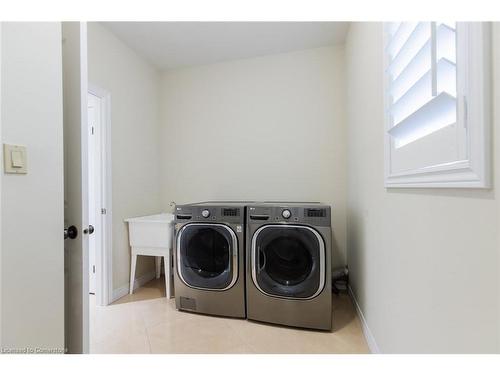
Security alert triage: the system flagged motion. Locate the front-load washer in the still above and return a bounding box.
[173,202,247,318]
[246,202,332,330]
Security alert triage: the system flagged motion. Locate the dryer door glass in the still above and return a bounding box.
[252,225,325,299]
[177,223,237,290]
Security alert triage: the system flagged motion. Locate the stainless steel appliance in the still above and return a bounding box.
[173,202,246,318]
[246,202,332,330]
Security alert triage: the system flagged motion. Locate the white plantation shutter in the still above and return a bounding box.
[386,22,457,148]
[384,22,491,188]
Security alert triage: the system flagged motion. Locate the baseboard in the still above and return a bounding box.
[111,270,156,303]
[348,285,381,354]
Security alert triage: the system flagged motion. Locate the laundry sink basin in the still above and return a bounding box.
[125,213,175,298]
[125,213,174,249]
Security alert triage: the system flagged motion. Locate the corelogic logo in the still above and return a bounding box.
[1,347,67,354]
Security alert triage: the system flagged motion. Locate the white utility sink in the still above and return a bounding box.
[125,213,175,298]
[125,213,174,248]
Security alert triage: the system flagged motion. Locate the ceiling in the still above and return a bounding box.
[101,22,349,70]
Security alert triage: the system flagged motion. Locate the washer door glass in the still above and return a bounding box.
[177,223,237,290]
[252,225,324,299]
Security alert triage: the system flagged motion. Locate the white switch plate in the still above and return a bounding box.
[3,144,27,174]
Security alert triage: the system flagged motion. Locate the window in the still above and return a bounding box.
[384,22,491,188]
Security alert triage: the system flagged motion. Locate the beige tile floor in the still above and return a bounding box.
[89,277,370,354]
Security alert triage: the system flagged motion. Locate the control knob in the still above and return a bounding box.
[282,209,292,219]
[201,209,210,218]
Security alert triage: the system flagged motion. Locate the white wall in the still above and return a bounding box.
[345,22,500,353]
[1,22,65,350]
[87,23,163,292]
[497,25,500,350]
[160,46,348,266]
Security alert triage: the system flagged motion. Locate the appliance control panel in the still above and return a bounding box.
[175,205,244,223]
[248,205,331,226]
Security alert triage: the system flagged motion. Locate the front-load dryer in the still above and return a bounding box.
[173,202,246,318]
[246,202,332,330]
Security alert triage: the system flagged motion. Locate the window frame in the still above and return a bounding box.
[383,22,492,188]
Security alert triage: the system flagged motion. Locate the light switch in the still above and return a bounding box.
[11,150,24,168]
[3,144,27,174]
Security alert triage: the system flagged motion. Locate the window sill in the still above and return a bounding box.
[385,160,491,188]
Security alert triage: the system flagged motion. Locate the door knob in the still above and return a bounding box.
[64,225,78,240]
[84,225,95,235]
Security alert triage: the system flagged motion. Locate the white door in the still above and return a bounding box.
[87,93,98,295]
[62,22,90,354]
[87,91,104,297]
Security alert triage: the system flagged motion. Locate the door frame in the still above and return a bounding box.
[87,83,113,307]
[0,22,3,348]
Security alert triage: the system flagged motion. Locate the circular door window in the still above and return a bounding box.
[252,225,325,299]
[177,223,237,290]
